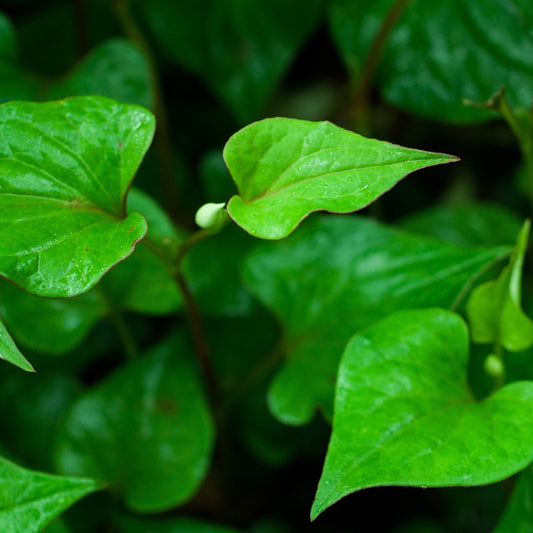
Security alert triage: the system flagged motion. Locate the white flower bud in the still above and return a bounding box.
[195,202,228,231]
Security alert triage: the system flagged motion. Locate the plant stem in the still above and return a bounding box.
[112,0,181,219]
[97,285,138,361]
[351,0,411,132]
[74,0,89,58]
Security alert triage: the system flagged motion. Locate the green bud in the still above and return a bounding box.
[194,202,229,231]
[484,353,504,378]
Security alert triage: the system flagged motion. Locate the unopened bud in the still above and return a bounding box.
[484,354,504,378]
[195,202,229,231]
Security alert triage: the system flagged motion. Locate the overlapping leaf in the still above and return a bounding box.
[328,0,533,122]
[0,315,32,371]
[225,118,456,239]
[312,309,533,519]
[55,333,215,512]
[0,455,101,533]
[244,216,509,425]
[0,96,154,297]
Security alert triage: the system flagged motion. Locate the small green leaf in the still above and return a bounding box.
[225,118,457,239]
[493,467,533,533]
[467,220,533,351]
[0,96,154,297]
[0,315,32,371]
[244,216,510,425]
[312,309,533,519]
[0,455,102,533]
[55,332,215,512]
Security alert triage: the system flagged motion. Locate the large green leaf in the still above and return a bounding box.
[0,455,101,533]
[328,0,533,123]
[467,220,533,351]
[312,309,533,519]
[225,118,456,239]
[55,333,215,512]
[0,96,153,297]
[244,216,509,425]
[0,314,32,371]
[136,0,321,122]
[493,467,533,533]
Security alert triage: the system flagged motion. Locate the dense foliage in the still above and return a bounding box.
[0,1,533,532]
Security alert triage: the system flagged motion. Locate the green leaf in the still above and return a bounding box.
[136,0,321,122]
[398,203,523,247]
[328,0,533,123]
[46,39,154,109]
[493,467,533,533]
[1,281,105,355]
[0,314,32,371]
[0,455,102,533]
[467,220,533,351]
[244,216,510,425]
[225,118,457,239]
[0,96,154,297]
[312,309,533,519]
[117,514,243,533]
[55,332,215,512]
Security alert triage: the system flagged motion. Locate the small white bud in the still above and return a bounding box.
[195,202,228,231]
[484,353,504,378]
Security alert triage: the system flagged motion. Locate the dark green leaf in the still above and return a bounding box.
[136,0,321,122]
[328,0,533,122]
[117,514,243,533]
[0,455,102,533]
[55,332,215,512]
[0,96,153,297]
[0,314,32,371]
[312,309,533,519]
[493,467,533,533]
[244,216,509,424]
[467,220,533,351]
[397,203,522,247]
[225,118,457,239]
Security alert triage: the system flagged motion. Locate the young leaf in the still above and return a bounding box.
[0,96,154,297]
[0,455,102,533]
[467,220,533,351]
[54,332,215,512]
[0,314,32,371]
[328,0,533,123]
[493,467,533,533]
[224,118,457,239]
[244,216,510,425]
[312,309,533,519]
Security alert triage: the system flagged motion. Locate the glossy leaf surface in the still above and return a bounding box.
[328,0,533,123]
[55,333,215,512]
[0,96,153,297]
[0,314,32,371]
[137,0,321,122]
[244,216,509,424]
[225,118,456,239]
[467,220,533,351]
[0,455,101,533]
[312,309,533,519]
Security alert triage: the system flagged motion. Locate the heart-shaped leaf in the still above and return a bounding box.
[0,455,102,533]
[467,220,533,351]
[0,315,32,371]
[244,216,510,425]
[328,0,533,123]
[55,332,215,512]
[312,309,533,519]
[0,96,154,297]
[225,118,457,239]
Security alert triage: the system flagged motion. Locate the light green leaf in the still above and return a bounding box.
[0,96,154,298]
[46,39,154,109]
[0,455,102,533]
[117,514,243,533]
[467,220,533,351]
[398,203,522,247]
[493,467,533,533]
[328,0,533,123]
[312,309,533,519]
[225,118,457,239]
[55,332,215,512]
[244,216,510,425]
[0,314,32,371]
[136,0,321,122]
